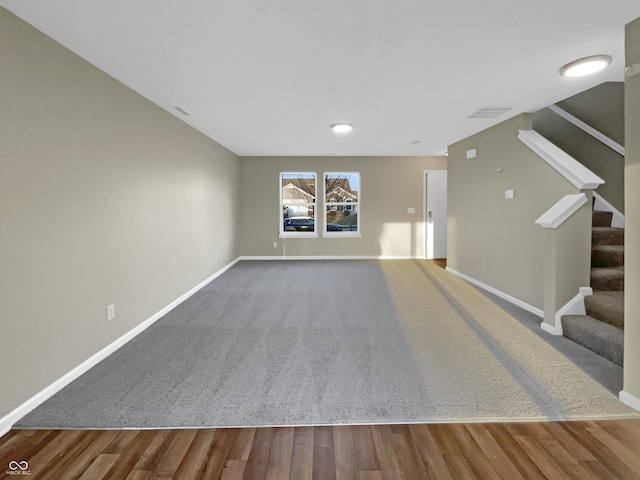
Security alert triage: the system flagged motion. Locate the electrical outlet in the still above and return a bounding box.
[106,304,115,321]
[215,253,219,261]
[273,241,278,249]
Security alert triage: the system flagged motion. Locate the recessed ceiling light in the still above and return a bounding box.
[560,55,612,78]
[331,123,353,133]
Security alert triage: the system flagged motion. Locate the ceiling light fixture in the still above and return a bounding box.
[560,55,612,78]
[331,123,353,133]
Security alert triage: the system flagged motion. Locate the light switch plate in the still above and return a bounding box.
[505,189,514,199]
[106,304,115,321]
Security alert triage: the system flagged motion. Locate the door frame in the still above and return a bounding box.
[423,169,447,259]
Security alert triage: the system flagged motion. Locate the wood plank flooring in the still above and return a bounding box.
[2,419,640,479]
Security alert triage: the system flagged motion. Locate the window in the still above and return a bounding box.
[324,172,360,236]
[280,173,316,237]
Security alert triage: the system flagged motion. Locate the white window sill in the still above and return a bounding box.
[322,233,361,238]
[279,233,319,239]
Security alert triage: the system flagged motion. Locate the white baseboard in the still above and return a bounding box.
[0,258,239,438]
[593,192,625,228]
[445,267,543,317]
[620,390,640,412]
[540,322,562,336]
[549,287,593,336]
[238,255,420,261]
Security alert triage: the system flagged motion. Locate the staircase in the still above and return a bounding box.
[561,209,624,366]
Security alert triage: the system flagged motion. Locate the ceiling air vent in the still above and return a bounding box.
[467,106,515,119]
[173,106,191,116]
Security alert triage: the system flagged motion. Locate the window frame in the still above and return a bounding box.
[323,172,361,238]
[280,172,318,238]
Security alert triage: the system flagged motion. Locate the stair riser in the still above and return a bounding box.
[562,315,624,367]
[585,301,624,329]
[592,230,624,246]
[591,249,624,268]
[592,211,613,228]
[591,275,624,291]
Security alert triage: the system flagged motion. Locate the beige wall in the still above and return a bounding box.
[0,9,239,420]
[558,82,625,147]
[541,199,592,328]
[533,108,625,213]
[239,156,447,257]
[447,114,588,310]
[624,18,640,402]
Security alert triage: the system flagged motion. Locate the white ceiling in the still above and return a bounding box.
[2,0,639,156]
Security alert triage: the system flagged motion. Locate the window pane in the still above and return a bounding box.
[284,206,315,232]
[326,206,358,233]
[325,173,358,203]
[282,173,316,204]
[281,173,316,235]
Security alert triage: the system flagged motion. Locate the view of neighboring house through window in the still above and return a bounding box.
[281,173,316,236]
[324,172,359,236]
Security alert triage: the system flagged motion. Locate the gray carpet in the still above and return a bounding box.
[17,260,639,429]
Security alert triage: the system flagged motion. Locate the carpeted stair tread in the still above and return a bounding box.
[592,227,624,246]
[592,210,613,227]
[562,314,623,366]
[591,266,624,291]
[591,245,624,268]
[585,292,624,329]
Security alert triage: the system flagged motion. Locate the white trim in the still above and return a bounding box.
[517,130,605,190]
[279,233,319,239]
[593,192,625,228]
[0,258,240,438]
[238,255,420,261]
[548,287,593,336]
[535,193,588,229]
[547,104,625,157]
[626,63,640,78]
[540,322,562,336]
[445,267,543,317]
[280,171,317,237]
[424,170,448,260]
[620,391,640,412]
[323,172,361,237]
[322,233,362,238]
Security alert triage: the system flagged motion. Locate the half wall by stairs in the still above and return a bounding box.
[562,209,624,366]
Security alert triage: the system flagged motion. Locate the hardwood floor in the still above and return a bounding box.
[2,419,640,479]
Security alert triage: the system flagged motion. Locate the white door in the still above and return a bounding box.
[425,170,447,259]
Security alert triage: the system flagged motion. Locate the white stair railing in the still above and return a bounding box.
[519,131,601,337]
[547,104,625,156]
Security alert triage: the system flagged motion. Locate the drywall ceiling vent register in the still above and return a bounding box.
[467,106,515,119]
[173,106,191,116]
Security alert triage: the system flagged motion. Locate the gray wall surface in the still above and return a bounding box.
[239,156,447,258]
[447,114,587,310]
[0,9,240,421]
[558,82,625,147]
[624,18,640,402]
[533,107,625,213]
